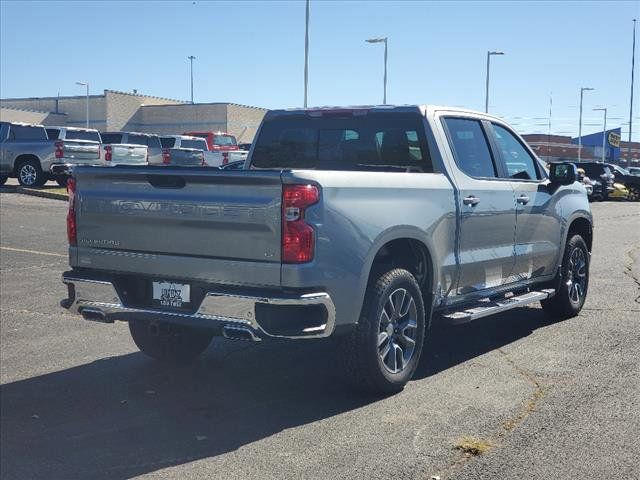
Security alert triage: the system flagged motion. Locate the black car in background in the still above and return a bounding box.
[606,163,640,201]
[570,162,615,200]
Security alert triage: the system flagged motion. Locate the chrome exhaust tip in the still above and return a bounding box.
[222,325,260,342]
[80,308,113,323]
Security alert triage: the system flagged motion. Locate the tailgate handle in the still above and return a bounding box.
[146,175,186,189]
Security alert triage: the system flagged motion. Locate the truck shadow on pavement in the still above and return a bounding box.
[0,307,550,479]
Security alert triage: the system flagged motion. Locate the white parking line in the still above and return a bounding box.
[0,246,66,258]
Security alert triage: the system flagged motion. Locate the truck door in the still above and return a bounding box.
[441,117,517,295]
[489,122,561,282]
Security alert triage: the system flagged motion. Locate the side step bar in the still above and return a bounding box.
[442,289,555,324]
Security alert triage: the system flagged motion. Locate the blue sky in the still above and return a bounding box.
[1,0,639,139]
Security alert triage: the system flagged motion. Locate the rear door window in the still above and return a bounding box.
[491,124,540,180]
[442,118,497,178]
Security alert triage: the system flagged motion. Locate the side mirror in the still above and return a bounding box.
[549,162,576,185]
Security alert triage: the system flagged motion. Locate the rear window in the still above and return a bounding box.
[11,125,47,140]
[160,137,176,148]
[251,113,432,172]
[181,139,207,150]
[101,133,122,144]
[213,135,237,146]
[46,128,61,139]
[65,130,100,142]
[147,135,162,149]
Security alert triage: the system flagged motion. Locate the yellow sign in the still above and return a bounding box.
[608,132,621,148]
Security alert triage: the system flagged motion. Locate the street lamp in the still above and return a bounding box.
[366,37,388,104]
[304,0,310,108]
[188,55,196,104]
[578,87,594,162]
[75,81,89,128]
[593,107,608,163]
[485,51,504,113]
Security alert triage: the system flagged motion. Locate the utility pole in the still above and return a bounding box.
[628,19,636,162]
[75,81,89,128]
[188,56,196,104]
[594,107,608,163]
[304,0,310,108]
[547,92,553,161]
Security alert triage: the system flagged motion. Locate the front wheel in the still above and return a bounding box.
[129,320,214,363]
[628,185,640,202]
[0,175,7,186]
[541,234,589,320]
[338,268,426,395]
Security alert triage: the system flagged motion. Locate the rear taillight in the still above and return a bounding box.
[55,140,64,159]
[162,148,171,165]
[66,178,77,246]
[282,184,319,263]
[222,152,229,165]
[104,145,112,162]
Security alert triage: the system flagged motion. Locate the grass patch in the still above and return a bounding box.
[454,436,494,456]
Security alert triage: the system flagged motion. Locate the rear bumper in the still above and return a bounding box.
[61,271,336,341]
[50,163,101,175]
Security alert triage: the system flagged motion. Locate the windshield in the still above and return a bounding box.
[65,130,100,142]
[251,113,432,172]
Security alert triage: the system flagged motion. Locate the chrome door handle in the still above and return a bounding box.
[463,195,480,206]
[516,195,530,205]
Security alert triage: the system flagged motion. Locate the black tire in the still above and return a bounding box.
[0,175,7,186]
[128,320,214,363]
[338,268,426,395]
[55,175,69,187]
[16,158,46,187]
[541,234,589,320]
[628,185,640,202]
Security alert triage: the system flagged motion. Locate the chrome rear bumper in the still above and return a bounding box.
[61,273,336,341]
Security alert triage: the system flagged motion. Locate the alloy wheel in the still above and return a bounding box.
[19,164,37,186]
[566,247,587,304]
[378,288,418,374]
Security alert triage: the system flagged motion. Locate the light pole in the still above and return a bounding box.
[75,82,89,128]
[304,0,310,108]
[593,107,607,163]
[628,19,636,162]
[578,87,594,162]
[188,55,196,104]
[366,37,388,104]
[485,51,504,113]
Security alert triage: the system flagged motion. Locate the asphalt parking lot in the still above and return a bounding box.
[1,192,639,480]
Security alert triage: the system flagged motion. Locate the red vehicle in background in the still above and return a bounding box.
[183,131,239,152]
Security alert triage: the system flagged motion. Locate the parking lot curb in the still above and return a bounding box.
[16,187,68,201]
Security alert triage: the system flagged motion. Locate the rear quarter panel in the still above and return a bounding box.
[281,170,457,328]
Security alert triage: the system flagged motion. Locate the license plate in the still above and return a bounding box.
[152,281,190,308]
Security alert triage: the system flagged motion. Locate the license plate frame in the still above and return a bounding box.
[152,281,191,309]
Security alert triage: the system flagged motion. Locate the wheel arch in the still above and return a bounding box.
[13,154,42,174]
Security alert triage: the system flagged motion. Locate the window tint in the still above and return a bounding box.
[492,124,540,180]
[160,137,175,148]
[252,113,432,172]
[443,118,496,178]
[11,125,47,140]
[101,133,122,144]
[213,135,237,146]
[46,128,61,140]
[65,130,101,142]
[181,139,207,150]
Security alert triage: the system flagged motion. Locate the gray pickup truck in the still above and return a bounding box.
[0,122,101,186]
[159,135,206,166]
[61,105,592,394]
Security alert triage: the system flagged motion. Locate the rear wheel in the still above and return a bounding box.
[16,159,46,187]
[338,268,426,395]
[0,175,7,186]
[129,320,214,363]
[628,185,640,202]
[541,234,589,320]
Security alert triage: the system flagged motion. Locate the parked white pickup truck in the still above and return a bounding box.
[159,135,207,167]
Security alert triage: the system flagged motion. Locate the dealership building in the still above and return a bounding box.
[0,90,267,143]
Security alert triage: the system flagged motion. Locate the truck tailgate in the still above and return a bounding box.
[63,140,100,164]
[107,144,148,165]
[168,148,204,167]
[72,166,283,287]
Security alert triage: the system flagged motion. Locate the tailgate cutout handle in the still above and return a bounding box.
[146,175,186,189]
